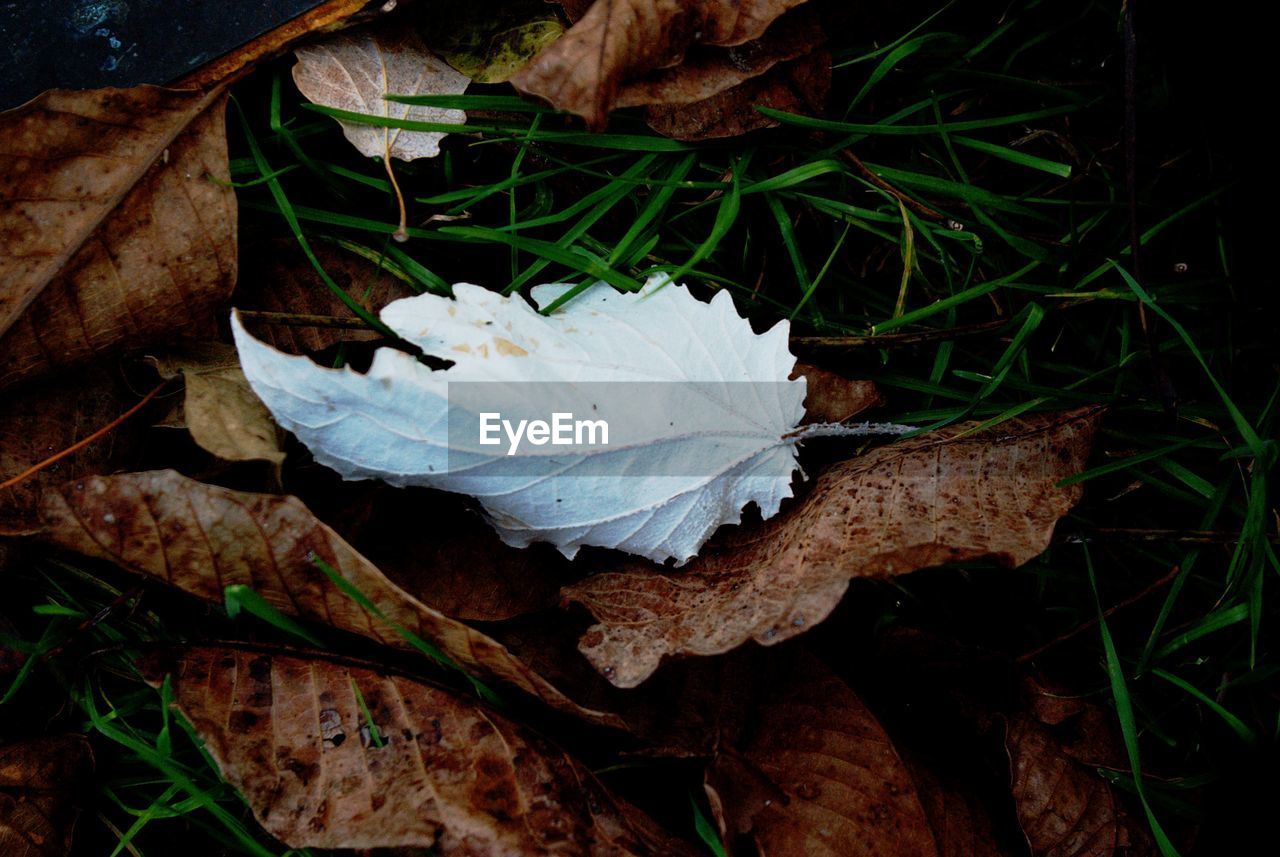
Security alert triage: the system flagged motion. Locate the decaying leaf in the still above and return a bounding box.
[1005,680,1154,857]
[146,343,285,466]
[565,408,1102,687]
[0,86,237,390]
[705,653,986,857]
[420,0,567,84]
[614,8,821,109]
[144,646,696,853]
[235,239,417,354]
[37,470,622,728]
[644,46,832,141]
[293,23,470,161]
[511,0,811,130]
[1005,715,1152,857]
[0,369,151,520]
[0,735,93,857]
[234,275,846,564]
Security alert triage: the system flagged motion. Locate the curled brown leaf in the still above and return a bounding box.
[565,408,1102,687]
[614,8,823,109]
[510,0,811,130]
[143,646,695,854]
[643,46,831,140]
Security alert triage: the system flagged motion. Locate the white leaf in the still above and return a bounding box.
[233,276,807,563]
[292,24,470,161]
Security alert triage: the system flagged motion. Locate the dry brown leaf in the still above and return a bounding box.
[706,653,941,857]
[0,369,152,520]
[1005,678,1155,857]
[793,362,882,425]
[1005,714,1153,857]
[235,240,415,354]
[614,8,822,109]
[144,646,695,854]
[0,87,236,391]
[565,408,1102,687]
[510,0,811,130]
[0,735,93,857]
[643,46,831,141]
[147,343,285,466]
[37,470,623,728]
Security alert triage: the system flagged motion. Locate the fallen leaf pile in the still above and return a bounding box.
[0,6,1173,857]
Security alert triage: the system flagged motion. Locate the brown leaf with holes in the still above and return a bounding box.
[0,369,152,520]
[0,87,236,391]
[565,408,1102,687]
[510,0,812,131]
[705,652,1004,857]
[143,646,695,854]
[147,343,285,466]
[36,470,623,728]
[235,240,416,354]
[0,735,93,857]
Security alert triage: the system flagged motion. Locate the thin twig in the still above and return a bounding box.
[235,310,373,329]
[791,319,1008,349]
[1059,528,1280,545]
[0,380,169,492]
[841,149,945,221]
[1016,565,1181,663]
[40,586,146,660]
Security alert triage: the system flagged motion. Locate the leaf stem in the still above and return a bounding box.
[0,380,170,492]
[785,421,917,440]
